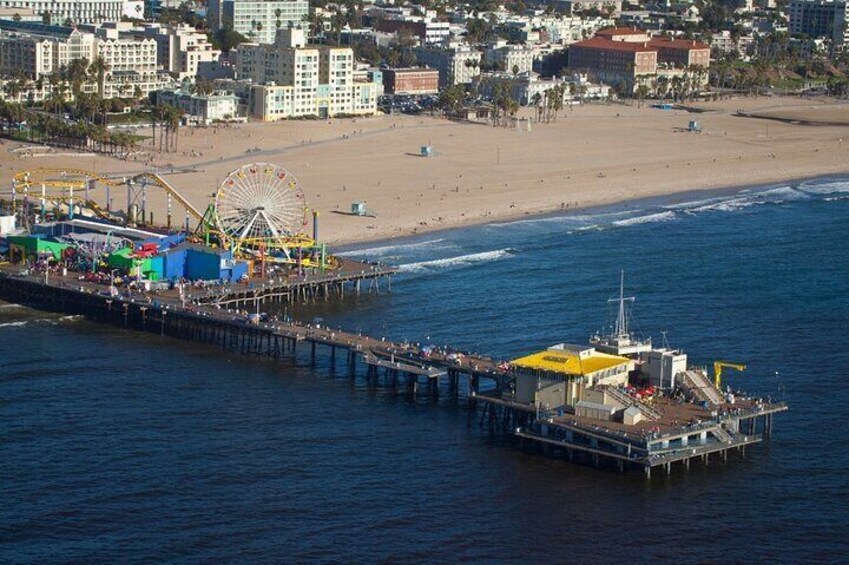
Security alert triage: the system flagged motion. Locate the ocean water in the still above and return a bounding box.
[3,177,849,563]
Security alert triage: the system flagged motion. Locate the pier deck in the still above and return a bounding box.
[0,263,787,475]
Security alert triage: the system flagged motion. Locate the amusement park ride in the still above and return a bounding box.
[9,162,333,271]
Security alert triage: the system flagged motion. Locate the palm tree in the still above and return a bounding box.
[88,55,111,100]
[635,83,649,107]
[552,84,564,121]
[150,103,162,150]
[67,57,90,99]
[531,92,542,122]
[657,75,669,100]
[3,80,22,102]
[170,105,183,151]
[44,84,66,117]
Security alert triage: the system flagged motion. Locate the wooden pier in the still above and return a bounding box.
[0,264,788,476]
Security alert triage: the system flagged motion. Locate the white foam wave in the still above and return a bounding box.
[759,186,811,202]
[613,211,677,227]
[663,196,729,210]
[489,209,639,228]
[0,321,28,328]
[796,179,849,196]
[0,303,23,309]
[337,238,446,257]
[398,249,513,273]
[686,186,808,214]
[566,224,604,234]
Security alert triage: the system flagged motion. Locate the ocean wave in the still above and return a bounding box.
[337,238,446,257]
[398,249,514,273]
[685,186,808,214]
[613,211,677,227]
[759,186,811,201]
[0,303,23,309]
[796,179,849,196]
[663,196,729,210]
[0,321,28,328]
[489,209,639,228]
[566,225,604,234]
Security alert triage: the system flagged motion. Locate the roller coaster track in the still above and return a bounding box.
[12,168,204,220]
[47,196,122,223]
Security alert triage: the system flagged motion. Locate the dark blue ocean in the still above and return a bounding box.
[3,177,849,563]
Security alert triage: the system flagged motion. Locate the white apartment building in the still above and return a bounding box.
[209,0,308,44]
[80,21,219,79]
[0,0,123,24]
[503,15,611,45]
[788,0,848,43]
[133,23,220,79]
[154,88,241,124]
[414,43,481,87]
[476,71,610,106]
[234,28,379,120]
[0,21,170,97]
[483,41,534,74]
[711,30,755,55]
[95,36,162,98]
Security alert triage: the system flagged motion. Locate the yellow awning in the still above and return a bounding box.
[511,349,629,376]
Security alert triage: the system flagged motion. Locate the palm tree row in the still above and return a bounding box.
[531,83,566,123]
[150,103,183,153]
[0,99,137,157]
[490,82,520,127]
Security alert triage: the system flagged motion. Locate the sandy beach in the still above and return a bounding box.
[2,95,848,245]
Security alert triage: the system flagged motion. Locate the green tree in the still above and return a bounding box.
[211,27,248,52]
[437,84,465,116]
[88,55,110,100]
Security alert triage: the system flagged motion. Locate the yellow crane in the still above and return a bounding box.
[714,361,746,388]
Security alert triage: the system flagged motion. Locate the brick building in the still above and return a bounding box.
[568,28,710,93]
[648,38,710,69]
[568,36,657,91]
[382,67,439,95]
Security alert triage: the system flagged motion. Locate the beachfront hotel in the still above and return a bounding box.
[0,20,170,98]
[0,0,122,24]
[568,27,710,93]
[234,27,380,120]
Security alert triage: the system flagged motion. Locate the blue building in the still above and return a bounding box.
[158,242,249,281]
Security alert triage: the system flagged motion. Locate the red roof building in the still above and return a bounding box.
[648,38,711,69]
[568,37,657,91]
[595,26,651,42]
[568,33,711,93]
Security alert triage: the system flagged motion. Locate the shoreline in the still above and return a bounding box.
[328,170,849,251]
[3,96,849,250]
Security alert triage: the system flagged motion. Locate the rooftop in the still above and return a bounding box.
[571,36,657,53]
[511,348,629,376]
[596,26,648,39]
[0,19,76,39]
[648,37,710,50]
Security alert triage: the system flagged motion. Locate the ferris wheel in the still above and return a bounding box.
[214,163,310,257]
